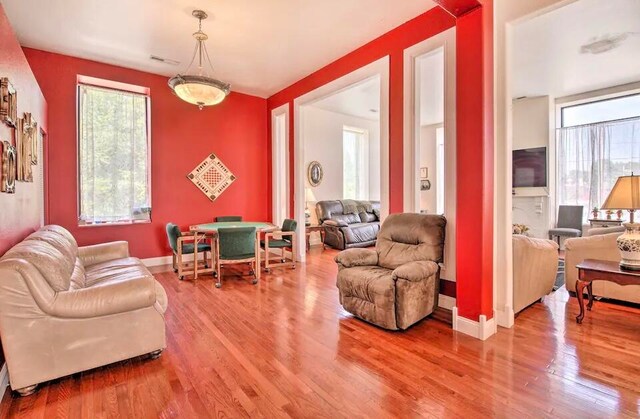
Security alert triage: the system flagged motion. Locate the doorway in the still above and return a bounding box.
[403,27,457,284]
[294,57,390,261]
[271,104,289,227]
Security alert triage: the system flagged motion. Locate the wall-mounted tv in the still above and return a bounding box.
[512,147,547,188]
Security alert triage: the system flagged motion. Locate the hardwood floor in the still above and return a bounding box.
[1,247,640,418]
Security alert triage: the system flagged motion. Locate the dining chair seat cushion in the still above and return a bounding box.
[180,243,211,254]
[260,239,291,249]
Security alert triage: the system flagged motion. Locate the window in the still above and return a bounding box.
[435,126,445,214]
[78,82,151,225]
[557,93,640,221]
[343,127,369,200]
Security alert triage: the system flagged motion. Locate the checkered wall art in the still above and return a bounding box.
[187,153,236,201]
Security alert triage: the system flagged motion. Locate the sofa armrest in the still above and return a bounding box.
[392,261,439,282]
[324,219,348,227]
[50,275,157,318]
[78,241,130,267]
[335,248,378,269]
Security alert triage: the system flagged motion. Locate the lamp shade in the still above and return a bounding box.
[305,188,317,202]
[601,174,640,210]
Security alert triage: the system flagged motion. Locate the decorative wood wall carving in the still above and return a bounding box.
[1,141,16,193]
[187,153,236,201]
[0,78,17,127]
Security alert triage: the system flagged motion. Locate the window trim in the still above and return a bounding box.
[342,126,370,200]
[560,92,640,129]
[76,77,152,227]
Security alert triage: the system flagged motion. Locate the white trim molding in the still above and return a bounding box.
[403,28,457,282]
[293,56,390,262]
[142,255,173,267]
[438,294,456,310]
[271,103,290,226]
[452,307,497,341]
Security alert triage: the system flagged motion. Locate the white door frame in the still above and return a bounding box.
[495,0,578,328]
[271,104,290,226]
[403,27,457,281]
[294,57,390,262]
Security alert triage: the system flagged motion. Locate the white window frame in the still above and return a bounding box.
[342,126,370,200]
[76,76,152,226]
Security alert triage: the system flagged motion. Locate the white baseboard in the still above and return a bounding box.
[438,294,456,310]
[495,306,515,328]
[142,255,173,267]
[452,307,497,340]
[0,363,8,391]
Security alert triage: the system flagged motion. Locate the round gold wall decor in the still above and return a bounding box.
[307,161,323,187]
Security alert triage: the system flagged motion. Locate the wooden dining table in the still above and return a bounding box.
[189,221,277,279]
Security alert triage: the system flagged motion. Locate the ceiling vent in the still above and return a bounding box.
[580,33,629,55]
[150,55,180,65]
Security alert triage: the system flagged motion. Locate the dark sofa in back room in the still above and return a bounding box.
[316,200,380,250]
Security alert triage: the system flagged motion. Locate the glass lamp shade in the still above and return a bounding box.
[168,75,230,109]
[305,187,317,203]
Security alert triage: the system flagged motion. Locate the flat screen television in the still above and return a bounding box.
[512,147,547,188]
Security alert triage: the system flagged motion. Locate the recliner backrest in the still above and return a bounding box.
[376,213,446,270]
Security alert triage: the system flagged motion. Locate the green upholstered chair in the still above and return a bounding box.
[215,226,259,288]
[215,216,243,222]
[261,219,297,272]
[166,223,212,280]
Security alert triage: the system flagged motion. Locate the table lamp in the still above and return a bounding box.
[305,187,317,226]
[601,173,640,270]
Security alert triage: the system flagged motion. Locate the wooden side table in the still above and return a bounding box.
[588,218,623,227]
[306,225,325,252]
[575,259,640,323]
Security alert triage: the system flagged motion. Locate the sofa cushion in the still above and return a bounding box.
[26,230,78,263]
[70,258,86,290]
[359,212,377,223]
[341,222,379,244]
[2,240,73,291]
[333,214,361,225]
[40,225,78,250]
[85,257,153,288]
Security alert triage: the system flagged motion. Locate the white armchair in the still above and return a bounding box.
[513,235,559,313]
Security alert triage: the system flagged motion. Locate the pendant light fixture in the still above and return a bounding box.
[168,10,230,109]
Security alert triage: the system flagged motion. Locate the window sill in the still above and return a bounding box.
[78,220,151,228]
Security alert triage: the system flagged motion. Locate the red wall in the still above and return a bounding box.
[0,5,48,256]
[267,7,457,214]
[266,3,494,322]
[24,49,269,259]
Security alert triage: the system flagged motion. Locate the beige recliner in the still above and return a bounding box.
[0,225,168,395]
[512,235,559,313]
[335,213,446,330]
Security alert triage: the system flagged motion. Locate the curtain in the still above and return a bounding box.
[79,85,150,224]
[557,117,640,221]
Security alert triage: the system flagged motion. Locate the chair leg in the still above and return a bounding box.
[172,253,177,273]
[252,259,258,285]
[215,257,222,288]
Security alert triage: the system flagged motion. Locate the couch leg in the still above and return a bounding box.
[15,384,38,397]
[149,349,164,360]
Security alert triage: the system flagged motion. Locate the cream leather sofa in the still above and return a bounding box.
[512,235,559,313]
[565,232,640,304]
[0,225,168,395]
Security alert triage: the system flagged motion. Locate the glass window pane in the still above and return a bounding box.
[78,84,151,225]
[562,94,640,127]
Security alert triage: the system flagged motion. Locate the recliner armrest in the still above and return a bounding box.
[392,261,439,282]
[335,248,378,269]
[78,241,130,267]
[50,275,157,318]
[323,219,348,227]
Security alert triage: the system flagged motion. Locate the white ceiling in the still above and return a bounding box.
[512,0,640,98]
[2,0,436,98]
[311,77,381,121]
